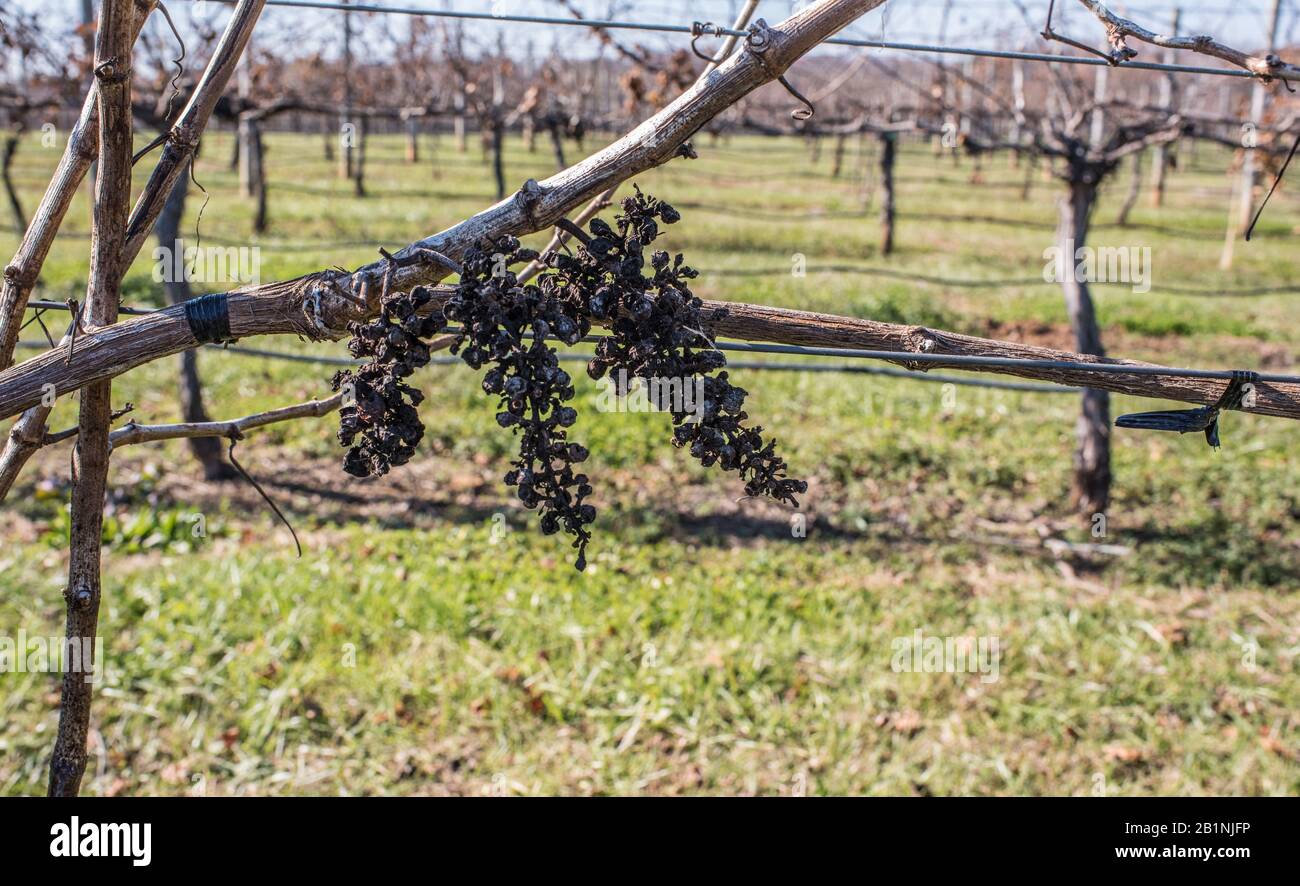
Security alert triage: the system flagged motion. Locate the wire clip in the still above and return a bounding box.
[1115,370,1259,449]
[690,21,726,63]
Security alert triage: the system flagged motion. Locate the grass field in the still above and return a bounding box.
[1,128,1297,795]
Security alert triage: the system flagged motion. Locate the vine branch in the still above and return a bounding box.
[1073,0,1300,81]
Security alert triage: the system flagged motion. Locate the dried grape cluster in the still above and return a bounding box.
[334,190,805,569]
[570,191,806,506]
[332,286,442,477]
[442,238,598,569]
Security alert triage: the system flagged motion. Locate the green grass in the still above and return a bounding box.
[1,130,1297,795]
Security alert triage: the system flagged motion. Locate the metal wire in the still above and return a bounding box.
[209,328,1300,386]
[28,299,156,317]
[206,343,1081,393]
[11,338,1078,393]
[176,0,1262,79]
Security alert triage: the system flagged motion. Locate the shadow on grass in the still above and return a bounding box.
[1125,511,1300,589]
[98,472,1130,574]
[260,475,1300,588]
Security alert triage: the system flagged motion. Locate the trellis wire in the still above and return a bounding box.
[13,328,1074,392]
[29,299,156,317]
[198,343,1083,393]
[178,0,1264,79]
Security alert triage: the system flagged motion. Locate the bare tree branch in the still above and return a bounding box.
[0,0,158,507]
[0,397,53,497]
[0,0,157,371]
[48,0,135,799]
[1074,0,1300,81]
[122,0,267,263]
[0,0,265,503]
[109,392,343,448]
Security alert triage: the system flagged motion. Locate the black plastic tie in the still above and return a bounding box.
[184,292,232,345]
[1115,370,1260,449]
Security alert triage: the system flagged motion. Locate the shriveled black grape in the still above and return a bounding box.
[331,285,440,477]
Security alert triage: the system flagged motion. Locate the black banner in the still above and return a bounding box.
[0,797,1285,873]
